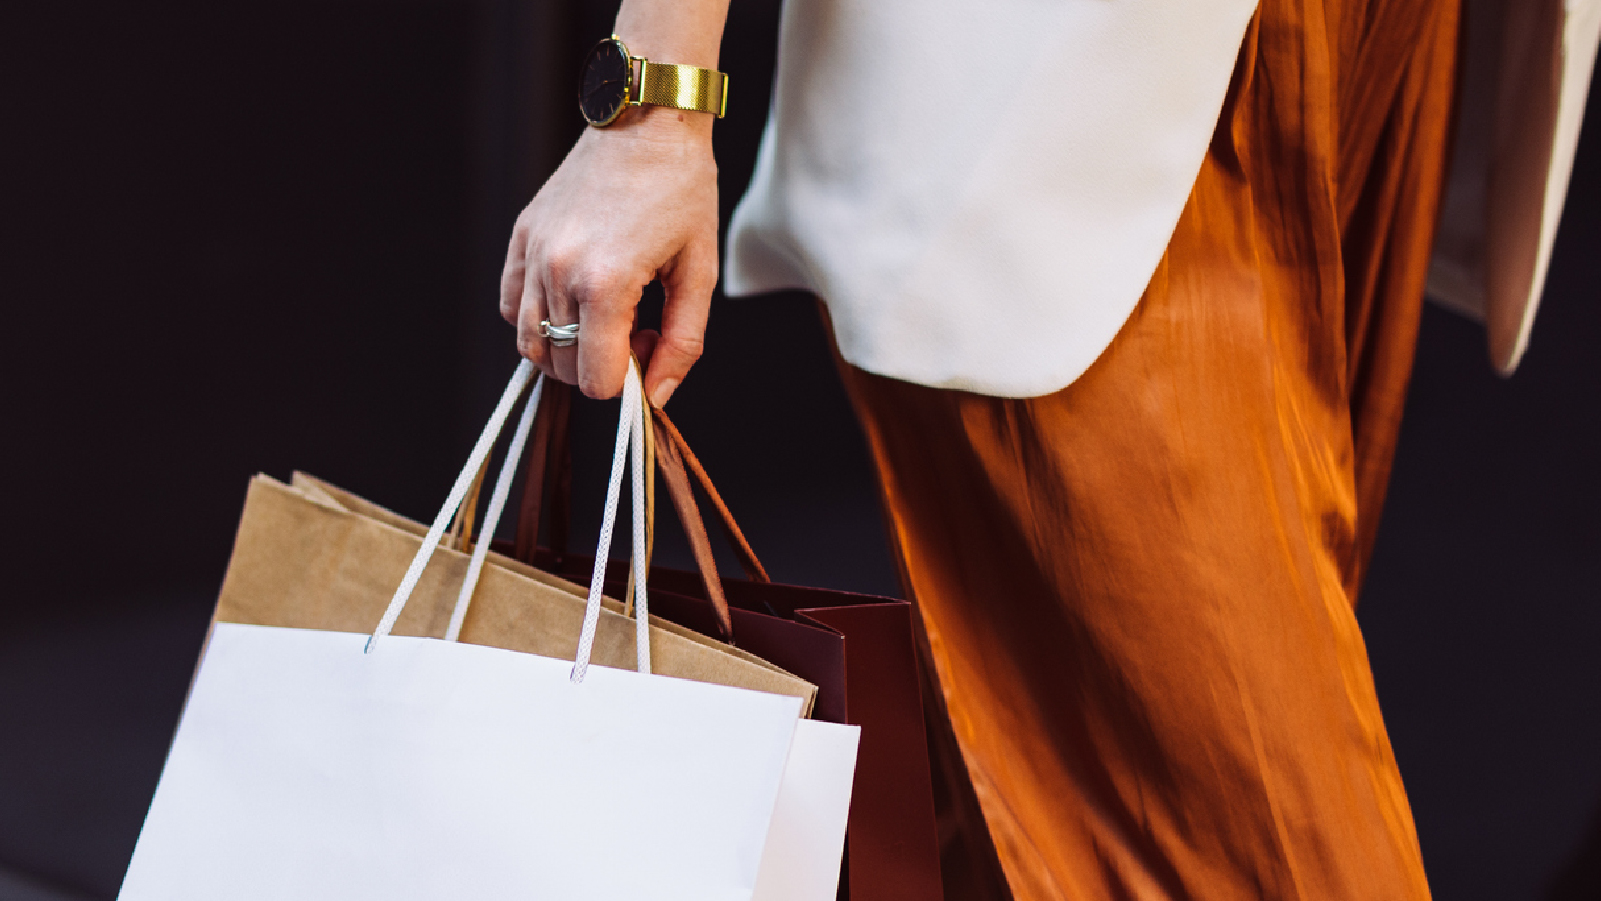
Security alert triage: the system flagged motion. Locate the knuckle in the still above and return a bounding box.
[515,332,544,362]
[544,242,581,280]
[699,258,721,290]
[500,257,526,292]
[661,331,704,363]
[542,256,566,283]
[578,372,621,400]
[500,250,523,278]
[579,263,629,299]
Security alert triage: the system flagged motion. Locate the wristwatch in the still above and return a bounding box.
[578,35,728,127]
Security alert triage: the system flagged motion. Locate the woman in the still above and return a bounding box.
[499,0,1597,896]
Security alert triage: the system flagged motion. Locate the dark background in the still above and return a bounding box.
[1,2,1596,899]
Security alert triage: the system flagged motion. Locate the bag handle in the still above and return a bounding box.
[442,374,545,642]
[570,360,651,680]
[650,407,770,584]
[366,360,653,683]
[649,414,736,638]
[513,395,770,641]
[367,360,538,653]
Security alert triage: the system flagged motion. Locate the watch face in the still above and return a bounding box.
[579,38,631,126]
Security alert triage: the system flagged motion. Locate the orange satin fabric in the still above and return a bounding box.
[835,0,1459,897]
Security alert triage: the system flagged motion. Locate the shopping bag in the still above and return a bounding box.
[507,381,943,901]
[211,442,816,702]
[756,718,866,901]
[119,361,857,901]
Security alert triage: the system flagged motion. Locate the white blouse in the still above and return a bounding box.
[726,0,1601,397]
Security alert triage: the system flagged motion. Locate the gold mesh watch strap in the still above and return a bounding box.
[635,59,728,118]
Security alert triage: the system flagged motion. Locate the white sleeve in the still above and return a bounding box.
[1428,0,1601,374]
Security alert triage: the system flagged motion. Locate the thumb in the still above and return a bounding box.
[646,238,717,407]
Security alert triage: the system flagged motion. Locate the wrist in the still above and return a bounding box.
[608,102,716,145]
[578,32,727,131]
[611,3,728,71]
[612,34,721,71]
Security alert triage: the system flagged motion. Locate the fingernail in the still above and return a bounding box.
[649,379,679,408]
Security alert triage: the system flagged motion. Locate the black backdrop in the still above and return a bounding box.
[1,2,1596,899]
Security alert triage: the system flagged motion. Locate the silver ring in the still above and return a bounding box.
[539,319,580,348]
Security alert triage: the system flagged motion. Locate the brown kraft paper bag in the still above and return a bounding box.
[210,471,818,711]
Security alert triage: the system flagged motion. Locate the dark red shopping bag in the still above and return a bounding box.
[496,382,943,901]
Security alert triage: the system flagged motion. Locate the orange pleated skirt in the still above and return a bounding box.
[835,0,1460,897]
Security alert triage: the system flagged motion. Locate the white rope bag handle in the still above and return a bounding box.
[570,360,650,681]
[365,359,652,683]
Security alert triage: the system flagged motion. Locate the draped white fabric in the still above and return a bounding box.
[729,0,1600,394]
[727,0,1259,397]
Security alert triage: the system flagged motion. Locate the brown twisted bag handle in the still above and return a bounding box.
[648,407,769,584]
[512,384,763,641]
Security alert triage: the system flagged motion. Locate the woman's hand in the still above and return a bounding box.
[500,107,719,405]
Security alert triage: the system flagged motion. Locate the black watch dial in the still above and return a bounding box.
[579,38,632,126]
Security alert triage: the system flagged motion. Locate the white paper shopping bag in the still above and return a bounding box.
[119,361,806,901]
[121,624,802,900]
[754,718,862,901]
